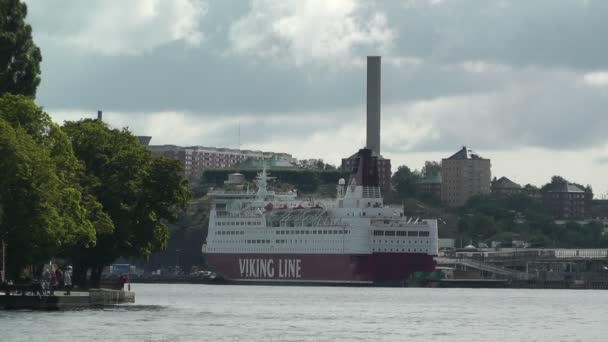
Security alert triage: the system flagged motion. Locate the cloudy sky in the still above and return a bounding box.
[24,0,608,196]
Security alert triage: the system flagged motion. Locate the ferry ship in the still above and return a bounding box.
[202,148,438,285]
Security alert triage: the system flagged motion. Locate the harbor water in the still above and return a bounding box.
[1,284,607,341]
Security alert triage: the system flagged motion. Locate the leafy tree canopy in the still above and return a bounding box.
[0,0,41,97]
[391,165,421,198]
[0,95,97,274]
[421,161,441,178]
[62,119,190,285]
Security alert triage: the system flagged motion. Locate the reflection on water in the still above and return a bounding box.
[1,284,607,341]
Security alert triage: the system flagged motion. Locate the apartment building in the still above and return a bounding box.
[441,147,491,207]
[148,144,296,179]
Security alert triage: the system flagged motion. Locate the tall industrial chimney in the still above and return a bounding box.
[366,56,381,155]
[97,110,102,121]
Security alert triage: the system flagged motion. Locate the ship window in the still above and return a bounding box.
[408,231,418,237]
[385,231,395,236]
[419,231,430,237]
[313,231,317,234]
[323,230,327,234]
[373,230,384,236]
[295,231,300,235]
[397,231,407,236]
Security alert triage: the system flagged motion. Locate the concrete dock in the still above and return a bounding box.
[0,288,135,310]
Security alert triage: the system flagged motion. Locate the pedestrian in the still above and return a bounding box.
[64,266,73,295]
[41,265,51,296]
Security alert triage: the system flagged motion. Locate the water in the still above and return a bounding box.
[1,284,607,341]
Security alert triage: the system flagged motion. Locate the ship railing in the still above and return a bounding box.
[370,219,430,227]
[215,211,262,218]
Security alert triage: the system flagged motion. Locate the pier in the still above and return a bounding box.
[434,248,608,289]
[0,286,135,310]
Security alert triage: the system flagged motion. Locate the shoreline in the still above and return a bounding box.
[124,276,608,289]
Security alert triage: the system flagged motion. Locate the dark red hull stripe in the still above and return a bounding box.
[206,253,436,283]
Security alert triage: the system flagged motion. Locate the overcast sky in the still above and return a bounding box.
[23,0,608,196]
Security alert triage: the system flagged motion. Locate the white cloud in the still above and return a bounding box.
[583,71,608,86]
[458,60,511,73]
[26,0,207,55]
[228,0,395,67]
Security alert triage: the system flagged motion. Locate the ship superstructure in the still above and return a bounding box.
[203,148,438,285]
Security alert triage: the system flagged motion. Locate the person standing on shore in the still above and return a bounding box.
[64,266,73,295]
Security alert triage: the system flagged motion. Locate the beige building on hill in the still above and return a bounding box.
[148,144,296,179]
[441,147,491,207]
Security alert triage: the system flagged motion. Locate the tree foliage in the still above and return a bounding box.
[421,161,441,178]
[62,119,190,285]
[457,192,608,248]
[391,165,421,198]
[0,0,42,97]
[0,95,97,275]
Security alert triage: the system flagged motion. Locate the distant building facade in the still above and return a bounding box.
[341,151,391,191]
[542,182,593,219]
[491,176,523,195]
[441,147,491,207]
[148,144,296,179]
[417,173,442,199]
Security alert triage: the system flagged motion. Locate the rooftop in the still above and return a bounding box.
[546,182,586,193]
[445,146,486,160]
[493,176,521,189]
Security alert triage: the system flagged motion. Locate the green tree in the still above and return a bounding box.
[0,0,42,97]
[391,165,420,198]
[0,95,97,276]
[62,119,190,286]
[420,161,441,178]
